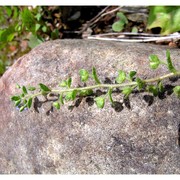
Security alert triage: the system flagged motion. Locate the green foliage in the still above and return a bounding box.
[11,95,21,101]
[166,50,177,73]
[116,70,126,84]
[173,86,180,98]
[22,86,28,95]
[28,34,43,49]
[79,69,89,82]
[131,26,138,33]
[92,67,101,84]
[136,78,145,90]
[0,6,68,76]
[95,96,105,109]
[27,98,33,108]
[122,86,133,99]
[53,101,60,109]
[149,54,161,69]
[27,86,36,91]
[0,26,15,42]
[65,90,77,101]
[147,6,180,35]
[157,81,164,93]
[59,78,72,88]
[146,85,158,96]
[59,94,64,104]
[108,88,114,105]
[79,89,93,96]
[10,51,180,112]
[67,78,72,88]
[21,8,36,32]
[149,50,177,74]
[0,60,6,75]
[39,83,51,92]
[59,80,67,87]
[112,12,128,32]
[128,71,137,81]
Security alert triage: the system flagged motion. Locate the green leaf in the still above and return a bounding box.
[158,81,164,93]
[166,50,177,73]
[94,96,105,109]
[23,99,27,105]
[0,26,15,42]
[28,34,43,49]
[19,106,26,112]
[116,12,128,24]
[22,86,28,95]
[39,83,51,92]
[15,100,21,106]
[92,67,101,84]
[149,54,161,69]
[35,23,41,32]
[79,69,89,82]
[122,86,132,98]
[20,93,25,98]
[131,26,138,33]
[5,6,12,17]
[35,13,41,21]
[42,26,47,32]
[11,96,21,101]
[53,101,60,109]
[173,86,180,98]
[59,80,67,87]
[12,7,19,19]
[112,12,128,32]
[16,83,21,89]
[147,85,158,96]
[129,71,137,81]
[65,90,77,101]
[112,21,125,32]
[136,78,145,90]
[67,78,72,88]
[116,70,126,84]
[79,89,93,96]
[147,6,180,35]
[15,24,22,32]
[27,86,36,91]
[21,8,36,32]
[51,29,59,39]
[59,94,64,105]
[108,88,114,105]
[27,98,32,108]
[0,60,6,75]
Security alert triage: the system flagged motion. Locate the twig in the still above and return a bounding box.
[87,33,180,43]
[96,6,122,19]
[79,6,122,34]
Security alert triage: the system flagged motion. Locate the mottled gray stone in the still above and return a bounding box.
[0,40,179,174]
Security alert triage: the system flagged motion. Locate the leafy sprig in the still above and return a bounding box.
[11,50,180,111]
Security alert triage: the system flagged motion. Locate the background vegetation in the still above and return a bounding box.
[0,6,180,76]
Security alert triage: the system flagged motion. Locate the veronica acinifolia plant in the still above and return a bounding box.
[11,50,180,112]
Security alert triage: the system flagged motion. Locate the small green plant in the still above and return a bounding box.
[0,60,6,75]
[0,6,63,75]
[11,50,180,112]
[147,6,180,35]
[112,12,128,32]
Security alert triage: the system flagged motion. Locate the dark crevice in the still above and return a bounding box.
[178,124,180,147]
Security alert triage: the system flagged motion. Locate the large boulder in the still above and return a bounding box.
[0,40,179,174]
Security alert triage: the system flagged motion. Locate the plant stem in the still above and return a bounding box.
[144,71,179,83]
[51,71,180,94]
[23,71,180,100]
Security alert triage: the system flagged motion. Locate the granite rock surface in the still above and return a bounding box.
[0,40,179,174]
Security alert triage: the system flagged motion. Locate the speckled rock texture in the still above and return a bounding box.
[0,40,179,174]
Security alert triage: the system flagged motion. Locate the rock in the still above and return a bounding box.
[0,40,179,174]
